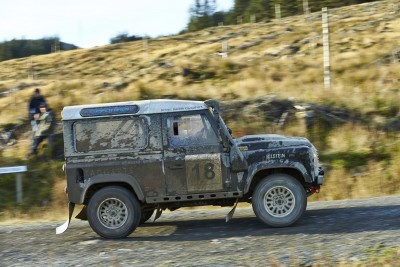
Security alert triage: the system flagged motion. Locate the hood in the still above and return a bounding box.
[234,134,312,150]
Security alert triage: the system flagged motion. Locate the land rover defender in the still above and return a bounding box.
[56,99,324,239]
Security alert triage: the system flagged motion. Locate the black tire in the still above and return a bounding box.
[87,186,141,239]
[140,209,155,225]
[252,174,307,227]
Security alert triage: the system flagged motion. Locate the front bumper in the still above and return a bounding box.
[317,167,324,185]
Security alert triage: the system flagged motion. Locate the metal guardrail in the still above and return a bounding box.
[0,166,27,203]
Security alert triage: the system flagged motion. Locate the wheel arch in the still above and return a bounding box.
[244,167,307,198]
[81,174,144,205]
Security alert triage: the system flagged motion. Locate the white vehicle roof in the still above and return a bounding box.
[61,99,208,120]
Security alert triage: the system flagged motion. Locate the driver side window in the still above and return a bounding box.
[167,114,218,147]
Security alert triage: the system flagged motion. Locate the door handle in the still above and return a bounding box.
[167,164,184,170]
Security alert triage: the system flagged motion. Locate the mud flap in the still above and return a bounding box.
[153,207,163,223]
[56,202,75,234]
[75,206,88,220]
[225,199,239,222]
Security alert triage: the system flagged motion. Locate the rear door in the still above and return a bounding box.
[70,115,165,202]
[162,111,230,195]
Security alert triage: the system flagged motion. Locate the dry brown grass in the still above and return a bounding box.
[0,1,398,112]
[310,123,400,201]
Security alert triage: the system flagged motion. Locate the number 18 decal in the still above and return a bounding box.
[191,163,216,180]
[186,154,223,192]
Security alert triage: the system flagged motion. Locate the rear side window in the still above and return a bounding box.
[74,117,147,153]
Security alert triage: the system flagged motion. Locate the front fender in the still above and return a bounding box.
[243,160,311,194]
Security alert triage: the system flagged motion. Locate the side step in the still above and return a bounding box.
[146,191,243,204]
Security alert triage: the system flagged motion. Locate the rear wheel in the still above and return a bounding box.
[87,186,141,239]
[252,174,306,227]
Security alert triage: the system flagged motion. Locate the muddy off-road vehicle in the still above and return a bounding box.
[56,99,324,239]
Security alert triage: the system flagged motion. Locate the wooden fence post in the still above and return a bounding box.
[0,166,27,203]
[275,4,281,20]
[322,7,331,90]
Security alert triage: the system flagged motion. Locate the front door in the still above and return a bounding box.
[162,111,230,195]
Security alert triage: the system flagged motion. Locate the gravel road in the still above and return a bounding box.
[1,196,399,266]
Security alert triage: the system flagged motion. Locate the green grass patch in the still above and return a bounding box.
[0,160,64,213]
[320,151,391,170]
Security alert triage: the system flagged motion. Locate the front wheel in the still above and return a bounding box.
[87,186,141,239]
[252,174,306,227]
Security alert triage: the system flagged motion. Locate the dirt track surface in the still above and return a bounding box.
[1,196,399,266]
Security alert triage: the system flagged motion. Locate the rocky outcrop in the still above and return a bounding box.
[221,96,361,130]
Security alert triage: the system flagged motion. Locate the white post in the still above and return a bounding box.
[222,41,228,58]
[393,48,399,64]
[322,7,331,90]
[53,39,59,53]
[250,14,256,23]
[142,38,148,57]
[16,173,22,203]
[303,0,310,17]
[393,3,398,14]
[55,39,60,53]
[369,5,375,15]
[28,60,34,80]
[275,4,281,20]
[0,166,27,204]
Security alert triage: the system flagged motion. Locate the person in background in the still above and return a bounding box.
[28,88,47,138]
[28,103,55,157]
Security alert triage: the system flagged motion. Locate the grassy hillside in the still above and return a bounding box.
[0,1,399,120]
[0,0,399,213]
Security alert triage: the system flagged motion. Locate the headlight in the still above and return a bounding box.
[312,147,319,176]
[313,153,319,173]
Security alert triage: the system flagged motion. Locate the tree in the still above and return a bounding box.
[188,0,218,32]
[110,33,142,44]
[0,37,77,62]
[234,0,250,21]
[184,0,382,33]
[244,0,273,22]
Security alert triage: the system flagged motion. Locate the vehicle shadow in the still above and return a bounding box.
[114,204,400,242]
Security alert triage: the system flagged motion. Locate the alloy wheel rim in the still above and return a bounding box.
[263,186,295,217]
[97,198,128,229]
